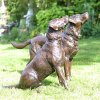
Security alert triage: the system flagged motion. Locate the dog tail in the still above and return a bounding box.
[11,39,31,49]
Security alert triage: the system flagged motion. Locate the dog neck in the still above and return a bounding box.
[62,23,82,48]
[45,28,62,51]
[64,23,81,41]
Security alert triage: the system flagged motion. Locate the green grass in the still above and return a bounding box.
[0,38,100,100]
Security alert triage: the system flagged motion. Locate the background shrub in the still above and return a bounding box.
[36,4,66,33]
[0,27,30,43]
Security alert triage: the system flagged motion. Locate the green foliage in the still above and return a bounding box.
[6,0,100,39]
[36,4,66,33]
[0,27,30,43]
[36,0,56,10]
[16,32,30,42]
[9,28,19,41]
[82,21,100,38]
[7,0,28,21]
[82,20,93,38]
[91,23,100,37]
[34,0,100,37]
[0,28,19,43]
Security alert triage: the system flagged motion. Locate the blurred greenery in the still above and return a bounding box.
[0,27,31,43]
[0,0,100,42]
[36,4,66,33]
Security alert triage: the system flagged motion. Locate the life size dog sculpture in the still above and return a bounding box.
[12,12,89,81]
[18,16,69,89]
[62,12,89,80]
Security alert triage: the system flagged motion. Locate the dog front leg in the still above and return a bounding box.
[64,60,72,81]
[55,65,68,89]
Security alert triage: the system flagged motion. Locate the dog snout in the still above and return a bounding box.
[81,12,89,23]
[84,12,89,19]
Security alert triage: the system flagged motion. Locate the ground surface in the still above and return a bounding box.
[0,38,100,100]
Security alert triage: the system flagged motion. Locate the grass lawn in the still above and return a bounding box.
[0,38,100,100]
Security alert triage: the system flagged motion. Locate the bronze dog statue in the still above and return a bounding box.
[18,16,69,89]
[62,12,89,80]
[12,12,89,81]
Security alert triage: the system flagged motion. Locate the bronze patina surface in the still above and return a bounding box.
[18,16,69,89]
[62,12,89,80]
[12,12,89,88]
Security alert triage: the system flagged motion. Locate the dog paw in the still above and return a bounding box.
[67,76,72,81]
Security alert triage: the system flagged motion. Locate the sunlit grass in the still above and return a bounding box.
[0,38,100,100]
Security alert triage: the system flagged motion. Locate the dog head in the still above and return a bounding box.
[49,16,69,30]
[67,12,89,38]
[69,12,89,26]
[47,16,69,41]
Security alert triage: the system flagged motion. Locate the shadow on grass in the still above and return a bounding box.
[1,71,58,90]
[42,79,59,87]
[42,79,53,85]
[2,76,58,90]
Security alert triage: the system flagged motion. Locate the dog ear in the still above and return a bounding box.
[69,14,82,25]
[49,16,69,30]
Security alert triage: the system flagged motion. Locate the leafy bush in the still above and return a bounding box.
[10,27,19,39]
[0,27,19,43]
[82,20,93,38]
[36,4,66,33]
[92,23,100,37]
[82,21,100,38]
[0,27,31,43]
[17,31,30,42]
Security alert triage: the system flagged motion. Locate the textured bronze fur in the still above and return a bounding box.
[11,12,89,88]
[18,16,69,89]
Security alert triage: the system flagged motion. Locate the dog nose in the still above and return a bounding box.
[85,12,89,19]
[83,12,89,20]
[81,12,89,24]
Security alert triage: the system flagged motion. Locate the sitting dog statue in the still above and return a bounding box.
[62,12,89,80]
[12,12,89,81]
[18,16,69,89]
